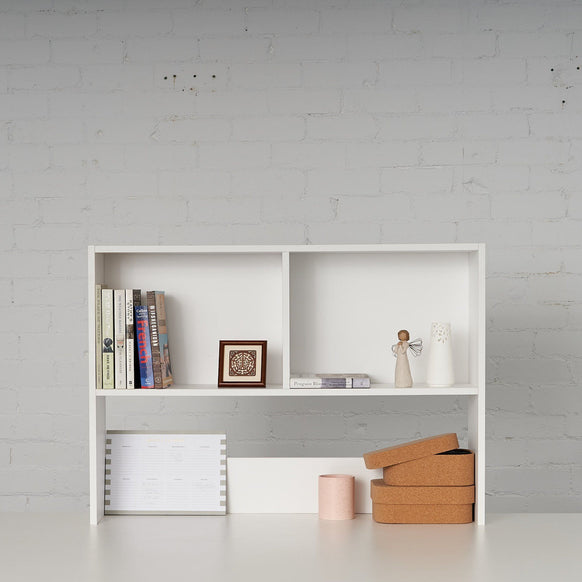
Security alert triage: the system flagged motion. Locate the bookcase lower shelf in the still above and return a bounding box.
[95,457,484,523]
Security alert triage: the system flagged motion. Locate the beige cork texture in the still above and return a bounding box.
[383,449,475,486]
[363,433,459,470]
[372,502,473,524]
[370,480,475,505]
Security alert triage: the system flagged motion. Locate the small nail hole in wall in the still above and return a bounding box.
[212,74,216,78]
[163,76,167,80]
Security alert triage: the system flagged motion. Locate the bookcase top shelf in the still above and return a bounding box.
[91,243,483,255]
[95,384,479,397]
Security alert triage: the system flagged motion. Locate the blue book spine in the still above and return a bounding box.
[135,305,154,388]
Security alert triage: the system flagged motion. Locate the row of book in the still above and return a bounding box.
[289,374,371,388]
[95,286,173,389]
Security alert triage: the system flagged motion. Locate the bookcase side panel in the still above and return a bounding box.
[90,397,106,524]
[89,250,106,524]
[470,245,486,524]
[88,249,99,392]
[101,253,284,386]
[468,394,486,524]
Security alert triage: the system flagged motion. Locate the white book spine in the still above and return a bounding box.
[114,289,126,389]
[352,378,371,388]
[95,284,103,390]
[102,289,114,390]
[289,377,372,388]
[289,378,352,388]
[125,289,135,389]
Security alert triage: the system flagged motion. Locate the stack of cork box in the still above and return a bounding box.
[363,433,475,524]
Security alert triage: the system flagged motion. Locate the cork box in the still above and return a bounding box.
[371,479,474,524]
[383,449,475,487]
[363,434,475,524]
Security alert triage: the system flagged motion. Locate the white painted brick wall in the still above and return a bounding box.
[1,0,581,514]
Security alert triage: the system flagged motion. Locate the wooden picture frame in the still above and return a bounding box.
[218,340,267,388]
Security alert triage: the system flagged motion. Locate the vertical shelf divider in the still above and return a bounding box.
[282,251,290,389]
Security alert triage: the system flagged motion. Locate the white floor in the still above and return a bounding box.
[1,513,580,582]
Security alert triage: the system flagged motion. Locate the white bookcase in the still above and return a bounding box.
[88,244,486,525]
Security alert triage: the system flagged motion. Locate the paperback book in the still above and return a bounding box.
[289,374,371,389]
[101,288,114,390]
[125,289,136,389]
[146,291,163,389]
[114,289,126,389]
[135,304,154,388]
[132,290,142,388]
[95,284,103,390]
[155,291,173,388]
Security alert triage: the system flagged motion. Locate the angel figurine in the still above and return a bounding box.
[391,330,423,388]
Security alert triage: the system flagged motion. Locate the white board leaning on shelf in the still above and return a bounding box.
[105,431,227,515]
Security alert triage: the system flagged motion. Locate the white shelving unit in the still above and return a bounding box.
[88,244,486,525]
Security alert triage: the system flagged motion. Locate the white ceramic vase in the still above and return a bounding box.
[426,322,455,388]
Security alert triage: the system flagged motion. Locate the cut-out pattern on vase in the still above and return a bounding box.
[426,322,455,388]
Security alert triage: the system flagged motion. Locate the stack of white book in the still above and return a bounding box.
[289,374,371,389]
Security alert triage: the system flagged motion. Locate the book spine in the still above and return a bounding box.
[154,291,173,388]
[289,379,353,388]
[101,289,114,390]
[114,289,126,389]
[352,378,371,388]
[147,291,163,389]
[132,290,141,388]
[135,305,154,388]
[95,284,103,390]
[125,290,135,389]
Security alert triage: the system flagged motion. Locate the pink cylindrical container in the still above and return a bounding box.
[318,474,355,520]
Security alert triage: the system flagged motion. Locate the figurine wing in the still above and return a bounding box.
[391,343,398,358]
[408,338,423,357]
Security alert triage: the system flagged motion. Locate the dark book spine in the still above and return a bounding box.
[155,291,173,388]
[147,291,163,389]
[132,290,142,388]
[135,304,154,388]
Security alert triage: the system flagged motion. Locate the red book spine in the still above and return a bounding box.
[135,305,154,388]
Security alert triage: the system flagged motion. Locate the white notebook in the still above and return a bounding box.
[105,431,227,515]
